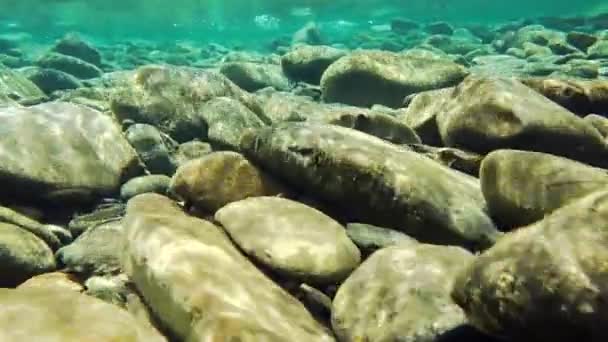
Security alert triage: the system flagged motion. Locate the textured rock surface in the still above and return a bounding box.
[333,242,474,341]
[215,196,361,284]
[0,286,166,341]
[321,50,468,108]
[170,151,287,212]
[453,190,608,342]
[281,45,347,84]
[242,122,499,250]
[435,76,608,167]
[122,193,335,341]
[0,223,56,287]
[0,102,140,204]
[0,63,46,104]
[481,149,608,228]
[111,65,262,142]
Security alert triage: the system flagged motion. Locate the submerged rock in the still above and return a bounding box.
[21,67,82,95]
[241,123,500,250]
[481,149,608,229]
[345,222,416,255]
[0,63,46,104]
[125,123,177,176]
[0,205,67,251]
[435,76,608,167]
[111,65,262,142]
[452,190,608,342]
[0,222,56,287]
[169,151,287,213]
[122,193,335,341]
[333,242,473,341]
[199,96,268,151]
[37,52,102,79]
[215,196,361,284]
[320,50,468,108]
[0,102,140,205]
[51,33,102,66]
[56,220,123,276]
[0,286,166,341]
[281,45,347,85]
[220,62,289,92]
[120,175,171,200]
[521,78,608,116]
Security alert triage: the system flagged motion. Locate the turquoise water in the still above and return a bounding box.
[4,0,608,45]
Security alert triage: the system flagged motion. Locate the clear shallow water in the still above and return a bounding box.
[3,0,608,45]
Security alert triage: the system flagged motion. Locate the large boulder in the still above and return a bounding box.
[281,45,347,85]
[320,50,468,108]
[0,286,166,341]
[435,76,608,168]
[452,190,608,342]
[0,222,56,287]
[169,151,287,213]
[215,196,361,284]
[333,242,474,341]
[241,123,500,250]
[481,149,608,229]
[110,65,262,142]
[122,193,335,341]
[0,102,141,204]
[0,63,46,104]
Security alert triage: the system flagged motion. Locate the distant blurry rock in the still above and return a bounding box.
[481,149,608,229]
[220,62,289,92]
[426,21,455,35]
[320,50,468,108]
[332,242,473,341]
[215,196,361,284]
[199,96,268,151]
[120,175,171,201]
[37,52,102,79]
[0,63,46,104]
[435,76,608,167]
[281,45,347,84]
[21,66,82,94]
[241,123,500,250]
[169,151,286,213]
[452,190,608,342]
[566,31,597,51]
[390,18,419,34]
[172,140,213,167]
[111,65,262,142]
[122,193,334,341]
[56,220,123,276]
[0,222,56,287]
[0,286,166,341]
[0,102,140,205]
[0,53,28,68]
[52,33,102,66]
[292,21,323,46]
[588,39,608,59]
[125,124,177,176]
